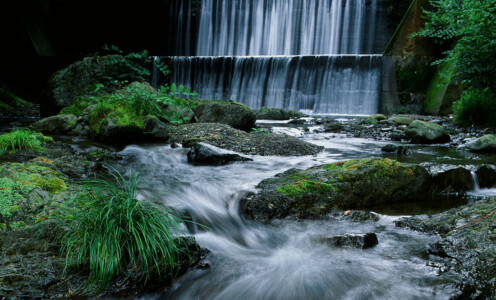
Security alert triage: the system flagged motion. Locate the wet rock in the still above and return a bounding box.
[322,119,344,132]
[389,132,407,141]
[381,144,410,154]
[405,120,450,144]
[321,233,379,249]
[193,101,256,131]
[458,134,496,153]
[255,108,290,120]
[476,165,496,188]
[396,197,496,299]
[142,116,169,141]
[187,142,253,165]
[31,114,77,134]
[288,118,306,125]
[243,158,430,220]
[387,117,413,126]
[422,164,473,194]
[168,123,323,156]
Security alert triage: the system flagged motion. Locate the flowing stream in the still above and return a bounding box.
[98,123,488,299]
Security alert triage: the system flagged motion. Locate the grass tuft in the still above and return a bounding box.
[0,128,54,155]
[60,167,188,294]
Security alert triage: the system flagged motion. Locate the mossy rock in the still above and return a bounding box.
[458,135,496,153]
[387,117,413,126]
[0,88,34,113]
[243,158,430,220]
[0,160,74,230]
[193,101,256,131]
[46,54,149,113]
[405,120,450,143]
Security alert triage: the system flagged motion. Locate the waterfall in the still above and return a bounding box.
[166,0,392,115]
[470,171,481,193]
[174,0,384,56]
[166,55,382,115]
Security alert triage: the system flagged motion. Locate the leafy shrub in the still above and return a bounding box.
[453,88,496,126]
[0,129,54,155]
[61,168,188,293]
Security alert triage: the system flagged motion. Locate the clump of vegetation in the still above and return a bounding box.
[61,168,188,294]
[62,81,197,135]
[415,0,496,126]
[0,129,54,155]
[453,88,496,127]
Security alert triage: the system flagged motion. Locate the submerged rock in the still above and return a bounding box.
[381,144,410,154]
[458,134,496,153]
[405,120,450,144]
[321,233,379,249]
[187,142,253,165]
[193,101,256,131]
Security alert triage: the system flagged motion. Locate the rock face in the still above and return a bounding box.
[243,159,477,221]
[405,120,450,143]
[31,114,78,134]
[321,233,379,249]
[193,101,256,131]
[458,134,496,153]
[395,197,496,299]
[187,142,253,165]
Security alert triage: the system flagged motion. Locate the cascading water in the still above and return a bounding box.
[164,0,392,115]
[166,55,382,115]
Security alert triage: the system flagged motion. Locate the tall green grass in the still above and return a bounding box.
[0,128,54,155]
[61,168,187,294]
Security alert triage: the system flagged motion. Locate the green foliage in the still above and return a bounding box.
[453,88,496,126]
[415,0,496,124]
[61,168,188,294]
[0,129,54,155]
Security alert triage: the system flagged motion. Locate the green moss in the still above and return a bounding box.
[277,179,333,198]
[424,62,454,115]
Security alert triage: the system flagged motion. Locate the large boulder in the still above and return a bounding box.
[187,142,253,165]
[45,54,148,114]
[458,134,496,153]
[243,159,477,221]
[31,114,77,134]
[405,120,450,143]
[243,158,430,220]
[193,101,256,131]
